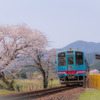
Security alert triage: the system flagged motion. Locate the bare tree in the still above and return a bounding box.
[0,24,48,90]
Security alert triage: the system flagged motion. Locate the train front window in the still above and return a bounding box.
[58,52,66,66]
[76,52,83,65]
[68,57,73,65]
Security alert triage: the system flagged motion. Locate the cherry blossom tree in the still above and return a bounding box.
[23,48,57,88]
[0,24,48,90]
[0,24,48,72]
[89,69,99,74]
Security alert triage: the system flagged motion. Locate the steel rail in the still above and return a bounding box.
[0,85,78,100]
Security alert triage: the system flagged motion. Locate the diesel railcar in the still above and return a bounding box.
[56,49,89,86]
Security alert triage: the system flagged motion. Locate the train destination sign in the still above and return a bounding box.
[95,54,100,59]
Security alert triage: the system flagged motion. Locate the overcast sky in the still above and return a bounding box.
[0,0,100,49]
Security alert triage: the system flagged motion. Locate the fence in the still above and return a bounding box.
[89,74,100,89]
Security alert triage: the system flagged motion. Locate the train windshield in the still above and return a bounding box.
[58,52,66,66]
[76,52,83,65]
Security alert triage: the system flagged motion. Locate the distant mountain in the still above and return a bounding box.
[90,62,100,71]
[58,40,100,53]
[85,53,99,65]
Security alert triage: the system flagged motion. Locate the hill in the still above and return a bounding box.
[90,62,100,71]
[58,40,100,53]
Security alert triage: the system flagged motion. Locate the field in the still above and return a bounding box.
[77,89,100,100]
[0,79,60,94]
[14,79,60,91]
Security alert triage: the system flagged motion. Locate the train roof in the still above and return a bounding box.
[57,49,83,53]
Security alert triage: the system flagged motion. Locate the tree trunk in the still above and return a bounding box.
[0,72,15,91]
[41,70,48,89]
[43,74,48,88]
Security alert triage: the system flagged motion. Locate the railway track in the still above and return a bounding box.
[0,85,78,100]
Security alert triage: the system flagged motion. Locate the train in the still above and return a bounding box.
[56,49,89,86]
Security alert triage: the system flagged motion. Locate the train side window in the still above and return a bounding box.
[76,52,83,65]
[68,57,73,65]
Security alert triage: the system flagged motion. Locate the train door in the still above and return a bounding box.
[67,55,74,74]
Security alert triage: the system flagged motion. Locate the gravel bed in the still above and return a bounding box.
[34,87,85,100]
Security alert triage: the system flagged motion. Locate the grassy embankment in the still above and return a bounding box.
[0,79,60,95]
[77,89,100,100]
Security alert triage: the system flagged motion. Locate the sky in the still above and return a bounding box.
[0,0,100,49]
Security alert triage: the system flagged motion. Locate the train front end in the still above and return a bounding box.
[57,50,88,85]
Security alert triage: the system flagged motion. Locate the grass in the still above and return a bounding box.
[0,79,60,94]
[77,89,100,100]
[14,79,60,91]
[0,89,17,95]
